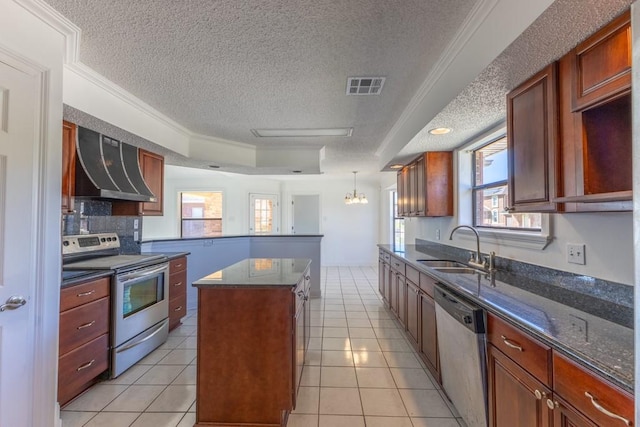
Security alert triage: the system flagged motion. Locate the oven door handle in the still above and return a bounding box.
[116,319,168,353]
[119,264,169,283]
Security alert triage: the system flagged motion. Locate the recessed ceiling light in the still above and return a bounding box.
[292,170,302,174]
[346,77,386,95]
[209,165,220,169]
[429,127,452,135]
[389,164,404,169]
[251,128,353,137]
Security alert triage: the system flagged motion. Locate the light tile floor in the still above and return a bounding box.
[61,266,465,427]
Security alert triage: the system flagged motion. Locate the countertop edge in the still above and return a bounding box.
[142,235,324,244]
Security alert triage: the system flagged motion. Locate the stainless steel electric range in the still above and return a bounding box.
[63,233,170,378]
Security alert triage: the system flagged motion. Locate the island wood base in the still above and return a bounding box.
[194,261,310,427]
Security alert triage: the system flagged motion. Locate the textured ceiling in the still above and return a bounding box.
[47,0,633,176]
[396,0,634,163]
[47,0,476,173]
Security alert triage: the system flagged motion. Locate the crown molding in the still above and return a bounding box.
[375,0,499,158]
[13,0,81,64]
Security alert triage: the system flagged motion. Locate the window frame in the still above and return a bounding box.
[457,124,552,250]
[179,190,224,238]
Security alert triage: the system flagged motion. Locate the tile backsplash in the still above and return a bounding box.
[62,198,142,254]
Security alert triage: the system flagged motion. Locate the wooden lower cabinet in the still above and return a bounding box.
[168,256,187,331]
[553,396,599,427]
[405,280,419,349]
[419,291,439,381]
[488,344,552,427]
[58,276,111,406]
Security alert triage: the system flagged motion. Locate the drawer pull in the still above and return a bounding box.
[546,399,557,410]
[584,392,631,426]
[174,306,183,312]
[501,335,523,352]
[76,290,95,297]
[77,320,96,330]
[173,282,183,287]
[174,263,183,268]
[76,359,95,371]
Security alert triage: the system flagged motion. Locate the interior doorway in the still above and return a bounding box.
[291,194,320,234]
[249,193,279,234]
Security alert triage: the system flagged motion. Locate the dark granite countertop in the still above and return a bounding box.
[61,270,113,288]
[378,243,634,394]
[193,258,311,288]
[141,251,190,261]
[142,234,323,244]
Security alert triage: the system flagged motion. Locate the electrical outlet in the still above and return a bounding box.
[133,231,139,241]
[133,219,139,230]
[435,229,440,240]
[567,243,586,265]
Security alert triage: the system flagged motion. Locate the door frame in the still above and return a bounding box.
[289,193,322,235]
[249,193,280,235]
[0,45,60,425]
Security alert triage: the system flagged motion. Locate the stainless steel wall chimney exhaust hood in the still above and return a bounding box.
[75,126,157,202]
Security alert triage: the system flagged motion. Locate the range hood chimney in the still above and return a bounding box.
[75,126,156,202]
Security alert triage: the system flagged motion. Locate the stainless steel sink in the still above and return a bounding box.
[431,267,483,274]
[417,260,467,268]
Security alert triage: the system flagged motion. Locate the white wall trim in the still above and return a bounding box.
[13,0,80,64]
[375,0,499,158]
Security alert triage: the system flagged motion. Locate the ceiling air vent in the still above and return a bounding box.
[346,77,386,95]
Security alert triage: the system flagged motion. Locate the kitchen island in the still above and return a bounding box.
[192,258,311,427]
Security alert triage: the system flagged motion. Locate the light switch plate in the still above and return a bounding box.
[567,243,585,265]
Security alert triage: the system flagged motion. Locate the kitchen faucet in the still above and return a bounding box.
[448,225,495,272]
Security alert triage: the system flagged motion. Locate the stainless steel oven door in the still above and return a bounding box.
[114,262,170,347]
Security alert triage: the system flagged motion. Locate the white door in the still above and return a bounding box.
[291,194,320,234]
[0,59,39,427]
[249,193,279,234]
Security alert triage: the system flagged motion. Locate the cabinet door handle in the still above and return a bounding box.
[76,359,95,371]
[584,392,631,426]
[501,335,523,352]
[174,306,183,312]
[534,390,547,400]
[546,399,557,410]
[77,320,96,330]
[76,290,95,297]
[504,206,515,212]
[174,263,183,269]
[173,282,183,287]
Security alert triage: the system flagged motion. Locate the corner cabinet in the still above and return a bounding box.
[62,121,77,214]
[397,152,453,217]
[556,10,632,212]
[112,148,164,216]
[506,63,560,213]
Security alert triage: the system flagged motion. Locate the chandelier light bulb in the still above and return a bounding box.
[345,172,367,206]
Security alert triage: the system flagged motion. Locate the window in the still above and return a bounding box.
[472,136,541,230]
[249,194,279,235]
[180,191,223,237]
[392,191,405,250]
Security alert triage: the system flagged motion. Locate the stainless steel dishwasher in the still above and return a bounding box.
[434,283,487,427]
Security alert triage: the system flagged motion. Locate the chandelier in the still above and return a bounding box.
[344,171,368,205]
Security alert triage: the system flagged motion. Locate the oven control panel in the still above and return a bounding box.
[62,232,120,255]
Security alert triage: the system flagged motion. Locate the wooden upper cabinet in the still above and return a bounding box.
[395,152,453,217]
[62,121,77,214]
[557,9,632,211]
[507,63,560,213]
[571,10,631,112]
[112,148,164,216]
[138,148,164,216]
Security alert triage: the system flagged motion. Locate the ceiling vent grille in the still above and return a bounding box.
[346,77,386,95]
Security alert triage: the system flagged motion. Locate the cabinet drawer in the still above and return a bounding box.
[60,277,110,312]
[169,293,187,330]
[170,256,187,274]
[58,333,109,406]
[553,352,633,427]
[419,272,436,298]
[406,265,419,285]
[169,270,187,299]
[487,313,551,386]
[390,257,405,275]
[59,297,109,356]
